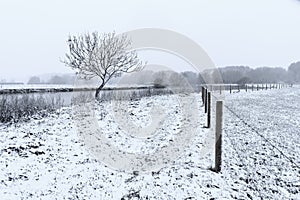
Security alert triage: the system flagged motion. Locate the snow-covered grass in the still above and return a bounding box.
[0,87,299,199]
[0,94,64,123]
[221,86,300,199]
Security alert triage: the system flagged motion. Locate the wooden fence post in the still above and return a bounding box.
[245,85,247,92]
[215,101,223,172]
[204,88,208,113]
[219,85,222,94]
[230,85,232,94]
[207,92,211,128]
[201,87,205,104]
[257,84,259,91]
[252,84,254,91]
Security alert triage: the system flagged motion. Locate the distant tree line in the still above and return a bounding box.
[28,74,76,85]
[121,61,300,86]
[216,62,300,84]
[27,61,300,86]
[219,61,300,84]
[120,70,201,88]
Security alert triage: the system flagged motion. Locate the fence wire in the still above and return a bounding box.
[207,89,300,199]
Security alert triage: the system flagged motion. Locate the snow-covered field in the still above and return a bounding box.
[0,87,299,199]
[222,86,300,199]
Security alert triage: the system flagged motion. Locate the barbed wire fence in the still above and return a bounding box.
[204,86,300,199]
[223,103,299,198]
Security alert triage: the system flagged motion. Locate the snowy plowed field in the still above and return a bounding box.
[0,87,299,199]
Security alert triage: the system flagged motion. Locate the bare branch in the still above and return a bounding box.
[62,31,146,97]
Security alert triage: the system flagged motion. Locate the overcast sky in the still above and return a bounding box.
[1,0,300,82]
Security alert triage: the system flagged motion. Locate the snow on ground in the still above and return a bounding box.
[0,87,299,199]
[221,86,300,199]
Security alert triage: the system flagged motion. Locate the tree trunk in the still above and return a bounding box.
[95,83,105,99]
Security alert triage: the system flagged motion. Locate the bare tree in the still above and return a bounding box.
[63,31,145,98]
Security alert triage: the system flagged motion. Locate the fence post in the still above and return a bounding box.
[215,100,223,172]
[257,84,259,91]
[204,88,207,113]
[201,87,205,104]
[230,85,232,94]
[245,85,247,92]
[207,92,211,128]
[252,85,254,91]
[238,85,240,92]
[219,85,222,94]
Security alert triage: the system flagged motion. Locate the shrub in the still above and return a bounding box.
[0,94,64,124]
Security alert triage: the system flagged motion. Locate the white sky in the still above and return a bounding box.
[0,0,300,82]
